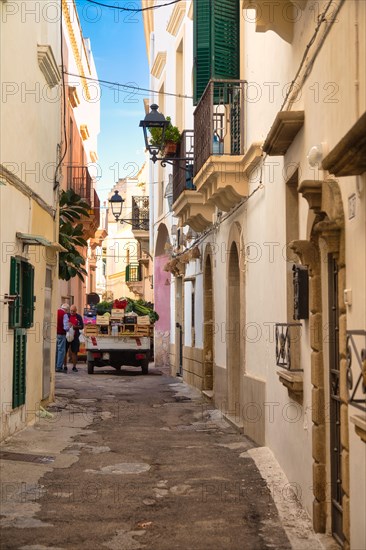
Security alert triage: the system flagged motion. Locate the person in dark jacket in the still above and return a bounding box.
[64,304,84,372]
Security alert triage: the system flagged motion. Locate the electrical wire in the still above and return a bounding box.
[63,70,193,99]
[280,0,342,111]
[85,0,182,11]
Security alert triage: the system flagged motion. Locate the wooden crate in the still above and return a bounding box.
[96,315,110,326]
[111,309,124,322]
[84,325,98,336]
[134,326,150,336]
[137,315,150,325]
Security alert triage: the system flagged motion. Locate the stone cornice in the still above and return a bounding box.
[166,2,186,36]
[151,51,167,79]
[62,0,91,100]
[0,164,55,217]
[263,111,304,155]
[322,111,366,176]
[37,45,61,88]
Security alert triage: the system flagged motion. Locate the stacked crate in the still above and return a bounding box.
[84,310,153,337]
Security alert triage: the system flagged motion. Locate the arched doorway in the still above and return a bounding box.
[203,248,214,391]
[293,178,348,544]
[154,224,171,369]
[227,241,241,418]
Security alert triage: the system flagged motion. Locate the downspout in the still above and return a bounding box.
[354,0,360,119]
[149,32,155,259]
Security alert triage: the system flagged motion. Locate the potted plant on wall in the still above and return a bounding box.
[149,116,181,157]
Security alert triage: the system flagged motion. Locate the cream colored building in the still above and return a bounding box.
[105,165,153,304]
[59,0,100,311]
[0,1,62,439]
[144,0,366,547]
[142,0,194,369]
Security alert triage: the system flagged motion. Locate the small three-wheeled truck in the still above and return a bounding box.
[85,333,151,374]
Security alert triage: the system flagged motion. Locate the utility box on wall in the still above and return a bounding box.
[293,264,309,320]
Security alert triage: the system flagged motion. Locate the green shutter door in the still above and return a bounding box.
[213,0,240,80]
[13,328,27,408]
[193,0,211,105]
[193,0,240,105]
[22,262,35,328]
[125,264,130,283]
[9,257,21,328]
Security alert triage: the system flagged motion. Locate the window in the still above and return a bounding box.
[9,257,35,329]
[126,264,141,283]
[193,0,240,104]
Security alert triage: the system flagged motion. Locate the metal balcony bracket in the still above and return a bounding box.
[118,219,149,230]
[153,155,192,172]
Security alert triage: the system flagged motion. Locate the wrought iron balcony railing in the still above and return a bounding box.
[346,330,366,412]
[92,189,100,229]
[172,130,195,204]
[131,196,149,231]
[275,323,303,371]
[67,165,92,202]
[194,79,246,176]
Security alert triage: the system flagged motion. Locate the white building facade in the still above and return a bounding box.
[144,0,366,548]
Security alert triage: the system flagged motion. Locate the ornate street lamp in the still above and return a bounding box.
[139,104,170,163]
[139,104,189,167]
[108,190,148,229]
[109,190,124,222]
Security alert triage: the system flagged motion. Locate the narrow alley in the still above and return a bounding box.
[0,365,327,550]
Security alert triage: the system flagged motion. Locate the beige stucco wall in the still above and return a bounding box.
[0,1,61,440]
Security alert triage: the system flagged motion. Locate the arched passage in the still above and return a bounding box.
[203,247,214,391]
[227,241,241,418]
[154,223,171,368]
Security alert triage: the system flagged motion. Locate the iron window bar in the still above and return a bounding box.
[346,330,366,412]
[275,323,303,371]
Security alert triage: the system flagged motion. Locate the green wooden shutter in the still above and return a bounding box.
[193,0,240,105]
[9,257,21,328]
[194,0,211,105]
[213,0,240,80]
[13,328,27,408]
[125,264,130,283]
[22,262,35,328]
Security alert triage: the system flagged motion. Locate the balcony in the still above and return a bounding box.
[125,262,143,297]
[67,165,92,201]
[67,166,100,239]
[172,130,215,232]
[193,80,262,212]
[131,196,149,255]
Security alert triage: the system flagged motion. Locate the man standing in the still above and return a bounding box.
[65,305,84,372]
[56,303,70,373]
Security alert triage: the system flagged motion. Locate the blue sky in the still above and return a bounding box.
[75,0,149,203]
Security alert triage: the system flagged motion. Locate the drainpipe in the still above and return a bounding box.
[149,32,155,259]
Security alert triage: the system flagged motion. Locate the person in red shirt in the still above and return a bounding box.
[56,304,70,372]
[64,304,84,372]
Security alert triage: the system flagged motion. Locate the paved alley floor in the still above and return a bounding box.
[0,364,329,550]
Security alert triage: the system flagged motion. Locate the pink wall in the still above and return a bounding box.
[154,254,171,332]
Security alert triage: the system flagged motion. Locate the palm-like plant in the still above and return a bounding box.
[59,189,90,281]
